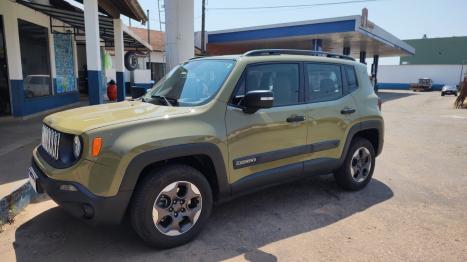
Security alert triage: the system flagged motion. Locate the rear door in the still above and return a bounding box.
[225,63,308,192]
[302,63,360,173]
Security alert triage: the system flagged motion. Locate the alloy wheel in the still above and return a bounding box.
[350,147,372,183]
[152,181,202,236]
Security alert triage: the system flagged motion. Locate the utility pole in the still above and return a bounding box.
[147,9,152,77]
[201,0,206,55]
[460,60,466,85]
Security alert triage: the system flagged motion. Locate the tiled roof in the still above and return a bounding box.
[128,27,165,51]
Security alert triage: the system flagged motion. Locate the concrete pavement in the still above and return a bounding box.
[1,90,466,261]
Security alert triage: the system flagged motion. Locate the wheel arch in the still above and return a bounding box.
[119,143,230,202]
[340,120,384,165]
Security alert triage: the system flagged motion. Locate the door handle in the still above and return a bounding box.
[340,108,356,115]
[286,115,306,123]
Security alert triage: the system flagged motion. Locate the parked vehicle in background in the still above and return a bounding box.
[29,49,384,248]
[410,78,433,92]
[441,85,458,96]
[24,75,52,98]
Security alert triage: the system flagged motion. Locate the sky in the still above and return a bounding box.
[132,0,467,64]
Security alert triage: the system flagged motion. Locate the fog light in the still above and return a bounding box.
[59,184,78,191]
[82,204,94,219]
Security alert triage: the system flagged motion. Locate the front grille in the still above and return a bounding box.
[41,125,61,160]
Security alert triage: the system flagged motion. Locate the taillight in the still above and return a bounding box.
[377,97,382,111]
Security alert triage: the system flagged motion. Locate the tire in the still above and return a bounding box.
[124,51,138,71]
[130,164,213,248]
[441,92,445,96]
[334,137,376,191]
[454,92,458,96]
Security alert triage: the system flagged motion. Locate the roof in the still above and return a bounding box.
[207,15,415,58]
[400,36,467,65]
[73,0,147,23]
[17,0,152,50]
[128,27,165,51]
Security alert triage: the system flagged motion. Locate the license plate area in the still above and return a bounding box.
[28,167,42,193]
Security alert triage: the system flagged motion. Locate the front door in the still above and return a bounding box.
[226,63,308,192]
[302,63,360,173]
[0,16,11,116]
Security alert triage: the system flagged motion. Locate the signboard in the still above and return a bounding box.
[54,33,76,93]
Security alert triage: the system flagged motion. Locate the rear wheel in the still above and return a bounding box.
[441,92,445,96]
[334,138,375,191]
[130,164,213,248]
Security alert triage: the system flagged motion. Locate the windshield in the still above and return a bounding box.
[143,59,235,106]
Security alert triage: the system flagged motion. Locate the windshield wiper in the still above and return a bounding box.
[151,95,178,106]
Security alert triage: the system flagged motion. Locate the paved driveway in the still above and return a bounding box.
[1,90,466,261]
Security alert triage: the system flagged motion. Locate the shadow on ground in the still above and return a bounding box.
[378,90,417,103]
[13,176,393,262]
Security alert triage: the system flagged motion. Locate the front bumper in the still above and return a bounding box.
[442,90,457,94]
[31,158,132,225]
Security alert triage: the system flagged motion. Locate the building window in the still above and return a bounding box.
[18,19,52,98]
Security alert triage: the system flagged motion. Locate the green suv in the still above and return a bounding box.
[29,49,383,248]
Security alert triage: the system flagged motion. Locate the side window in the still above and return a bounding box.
[306,64,342,103]
[233,63,300,107]
[343,65,359,93]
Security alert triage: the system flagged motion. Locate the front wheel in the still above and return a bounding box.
[441,92,445,96]
[130,164,213,248]
[334,138,376,191]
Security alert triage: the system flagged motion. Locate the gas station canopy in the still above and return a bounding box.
[207,15,415,58]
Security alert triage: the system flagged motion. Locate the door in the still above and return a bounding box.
[0,16,11,116]
[226,63,308,192]
[302,63,360,173]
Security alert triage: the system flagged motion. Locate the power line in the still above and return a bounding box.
[207,0,386,10]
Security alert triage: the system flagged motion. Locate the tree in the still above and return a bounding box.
[454,78,467,109]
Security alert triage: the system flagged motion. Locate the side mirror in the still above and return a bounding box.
[243,90,274,113]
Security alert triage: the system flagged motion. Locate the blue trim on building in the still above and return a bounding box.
[9,79,79,117]
[208,20,356,43]
[87,70,103,105]
[116,71,125,101]
[10,80,24,117]
[378,83,445,91]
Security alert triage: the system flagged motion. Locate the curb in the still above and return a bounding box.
[0,182,38,225]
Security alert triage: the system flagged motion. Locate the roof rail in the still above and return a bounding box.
[243,49,355,61]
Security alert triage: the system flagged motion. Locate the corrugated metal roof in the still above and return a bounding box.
[400,37,467,65]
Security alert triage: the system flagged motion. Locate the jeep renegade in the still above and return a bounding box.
[29,49,384,248]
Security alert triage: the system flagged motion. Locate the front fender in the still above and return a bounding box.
[119,143,231,199]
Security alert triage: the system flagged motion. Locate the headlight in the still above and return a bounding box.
[73,136,82,159]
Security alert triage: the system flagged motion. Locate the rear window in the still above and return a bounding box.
[343,65,359,93]
[305,63,343,103]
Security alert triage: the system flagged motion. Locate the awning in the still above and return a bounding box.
[17,0,152,51]
[73,0,147,23]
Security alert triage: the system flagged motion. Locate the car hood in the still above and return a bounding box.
[442,86,456,91]
[43,101,193,134]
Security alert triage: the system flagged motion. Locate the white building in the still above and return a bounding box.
[378,36,467,90]
[0,0,151,118]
